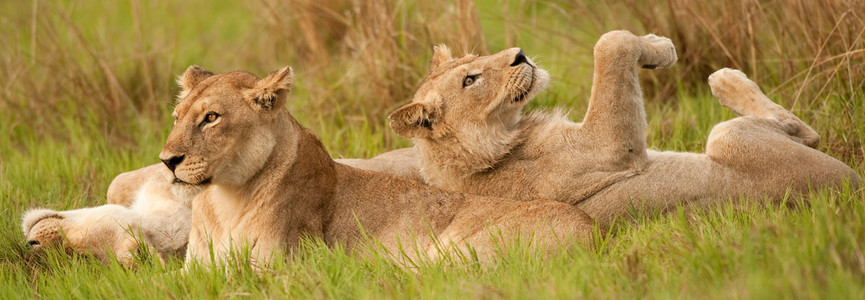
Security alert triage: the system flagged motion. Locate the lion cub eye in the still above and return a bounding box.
[203,112,220,124]
[463,74,480,87]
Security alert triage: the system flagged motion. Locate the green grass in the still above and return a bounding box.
[1,0,864,298]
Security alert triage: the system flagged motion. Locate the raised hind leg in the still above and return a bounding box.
[580,30,678,171]
[704,69,859,194]
[580,69,859,228]
[708,68,820,148]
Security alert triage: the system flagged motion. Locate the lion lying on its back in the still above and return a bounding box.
[388,30,861,227]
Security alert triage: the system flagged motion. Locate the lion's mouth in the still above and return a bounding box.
[173,177,211,186]
[511,89,530,103]
[510,67,535,103]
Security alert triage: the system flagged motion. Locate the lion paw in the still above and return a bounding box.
[708,68,773,117]
[22,210,66,250]
[708,68,820,147]
[639,34,677,69]
[708,68,761,100]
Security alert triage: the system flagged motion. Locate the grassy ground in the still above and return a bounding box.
[1,0,864,298]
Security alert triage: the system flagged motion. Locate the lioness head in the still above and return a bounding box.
[388,46,549,140]
[159,65,294,187]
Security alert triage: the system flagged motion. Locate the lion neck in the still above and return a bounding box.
[413,109,578,189]
[208,110,336,243]
[414,117,526,188]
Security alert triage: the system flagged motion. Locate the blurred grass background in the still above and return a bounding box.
[1,0,864,298]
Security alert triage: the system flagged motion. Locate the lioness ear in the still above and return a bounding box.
[388,102,438,139]
[177,65,214,99]
[430,44,453,70]
[245,66,294,112]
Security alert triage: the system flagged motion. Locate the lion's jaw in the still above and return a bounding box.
[488,59,548,123]
[159,66,293,188]
[389,47,548,181]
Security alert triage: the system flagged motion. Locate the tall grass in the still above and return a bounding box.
[1,0,864,298]
[252,0,490,128]
[3,0,862,157]
[541,0,865,162]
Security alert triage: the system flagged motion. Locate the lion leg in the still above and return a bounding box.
[704,69,861,195]
[581,30,677,170]
[581,70,860,227]
[23,195,189,266]
[23,205,146,266]
[708,68,820,148]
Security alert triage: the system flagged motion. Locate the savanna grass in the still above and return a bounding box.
[1,0,863,298]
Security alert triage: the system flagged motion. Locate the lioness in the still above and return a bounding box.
[158,65,593,268]
[22,124,419,265]
[388,30,862,227]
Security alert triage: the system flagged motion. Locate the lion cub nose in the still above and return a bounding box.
[160,155,185,172]
[510,49,529,66]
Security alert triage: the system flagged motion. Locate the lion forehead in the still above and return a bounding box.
[174,72,259,116]
[425,56,478,81]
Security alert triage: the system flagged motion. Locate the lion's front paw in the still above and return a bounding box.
[639,34,677,69]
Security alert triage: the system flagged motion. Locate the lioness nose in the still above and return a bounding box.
[510,49,528,66]
[160,155,185,172]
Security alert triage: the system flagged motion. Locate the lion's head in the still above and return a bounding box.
[159,65,294,187]
[389,46,548,140]
[387,46,549,177]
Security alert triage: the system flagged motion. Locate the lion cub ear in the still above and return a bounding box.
[244,66,294,112]
[177,65,214,99]
[389,102,439,139]
[430,44,453,70]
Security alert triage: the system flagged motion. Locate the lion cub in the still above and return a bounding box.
[388,30,861,227]
[159,65,594,268]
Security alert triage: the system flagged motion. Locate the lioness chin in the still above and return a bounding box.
[388,30,862,228]
[159,65,594,268]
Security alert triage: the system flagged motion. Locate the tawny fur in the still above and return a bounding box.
[22,150,420,266]
[389,30,862,228]
[22,164,201,266]
[335,148,423,182]
[158,66,594,268]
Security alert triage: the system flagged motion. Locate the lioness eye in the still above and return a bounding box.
[463,74,479,87]
[204,112,219,123]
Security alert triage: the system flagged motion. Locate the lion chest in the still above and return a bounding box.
[189,186,291,263]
